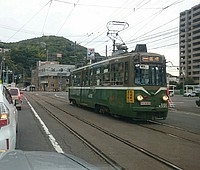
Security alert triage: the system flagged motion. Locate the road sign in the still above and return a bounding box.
[87,48,95,60]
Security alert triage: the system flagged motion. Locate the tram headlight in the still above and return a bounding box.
[162,95,169,101]
[137,95,144,101]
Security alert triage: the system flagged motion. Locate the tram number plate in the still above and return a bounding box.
[140,101,151,105]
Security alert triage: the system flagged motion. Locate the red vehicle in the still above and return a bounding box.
[7,87,22,110]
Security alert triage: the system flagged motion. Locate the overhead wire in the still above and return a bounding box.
[124,0,182,40]
[149,42,178,50]
[123,0,184,50]
[98,1,180,55]
[53,0,162,53]
[2,0,187,54]
[41,0,53,35]
[127,27,178,41]
[56,0,80,35]
[95,0,162,55]
[54,0,140,46]
[0,23,93,39]
[126,27,178,44]
[85,0,168,52]
[77,0,134,46]
[80,0,150,48]
[6,0,52,42]
[147,32,179,47]
[1,0,136,42]
[146,33,178,45]
[54,0,132,9]
[132,16,179,41]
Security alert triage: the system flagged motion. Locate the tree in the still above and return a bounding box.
[184,77,195,85]
[2,35,98,84]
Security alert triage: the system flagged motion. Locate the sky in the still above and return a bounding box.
[0,0,200,76]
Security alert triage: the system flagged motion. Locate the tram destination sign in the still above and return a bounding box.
[141,56,163,63]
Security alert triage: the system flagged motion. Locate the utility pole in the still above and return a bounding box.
[105,45,107,57]
[0,56,5,82]
[74,41,76,57]
[46,48,49,61]
[40,42,48,61]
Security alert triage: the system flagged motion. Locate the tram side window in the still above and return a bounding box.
[96,67,102,86]
[82,70,89,86]
[73,73,81,86]
[86,70,89,86]
[102,65,110,86]
[82,71,85,86]
[90,68,100,86]
[158,66,166,84]
[111,63,124,86]
[134,64,149,85]
[124,62,129,84]
[71,74,75,86]
[89,69,94,86]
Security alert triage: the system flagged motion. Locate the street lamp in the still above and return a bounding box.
[0,56,5,81]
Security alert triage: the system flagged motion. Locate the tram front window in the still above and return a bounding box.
[134,64,165,86]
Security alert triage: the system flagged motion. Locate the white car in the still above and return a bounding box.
[183,91,196,97]
[0,84,18,151]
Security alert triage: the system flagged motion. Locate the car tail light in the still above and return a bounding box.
[18,93,21,101]
[0,103,10,127]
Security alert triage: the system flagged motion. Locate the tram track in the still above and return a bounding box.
[27,93,124,170]
[138,121,200,146]
[67,94,200,145]
[44,93,200,146]
[149,120,200,136]
[27,93,183,170]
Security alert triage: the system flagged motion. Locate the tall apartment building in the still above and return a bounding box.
[179,4,200,84]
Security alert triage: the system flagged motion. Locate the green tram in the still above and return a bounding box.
[68,48,169,120]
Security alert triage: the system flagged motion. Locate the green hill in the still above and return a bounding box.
[0,35,101,84]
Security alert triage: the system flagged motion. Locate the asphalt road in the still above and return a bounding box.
[16,92,200,170]
[16,98,54,152]
[16,92,111,169]
[169,95,200,114]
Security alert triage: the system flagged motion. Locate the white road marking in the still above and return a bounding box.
[55,94,66,99]
[24,96,64,153]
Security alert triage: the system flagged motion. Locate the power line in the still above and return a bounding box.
[121,0,184,48]
[0,23,96,39]
[6,0,52,42]
[149,42,178,50]
[54,0,161,10]
[77,0,134,46]
[56,0,80,35]
[126,28,178,44]
[41,0,53,35]
[129,27,178,41]
[82,0,182,52]
[80,0,151,47]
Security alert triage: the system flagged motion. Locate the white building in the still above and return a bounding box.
[32,61,75,91]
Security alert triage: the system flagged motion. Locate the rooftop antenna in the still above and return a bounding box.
[106,21,129,54]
